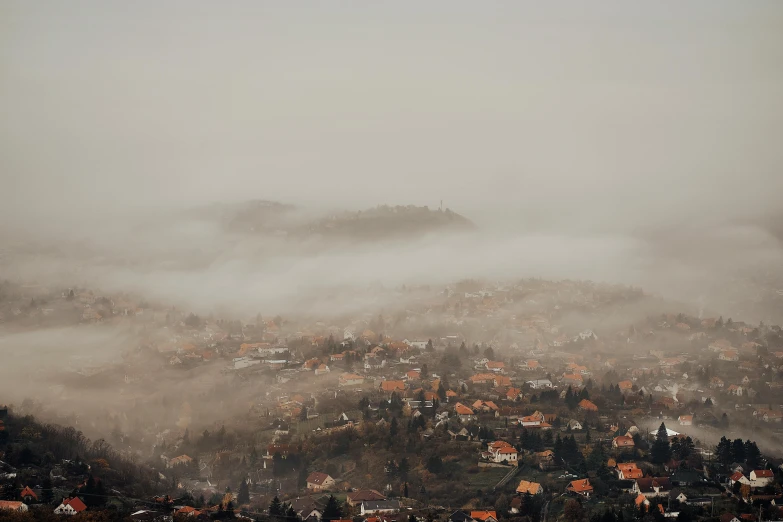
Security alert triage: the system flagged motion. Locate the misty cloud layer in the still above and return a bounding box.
[2,1,783,321]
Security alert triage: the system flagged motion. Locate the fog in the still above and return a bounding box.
[1,2,783,454]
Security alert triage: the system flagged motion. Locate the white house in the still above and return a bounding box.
[54,498,87,516]
[527,379,553,390]
[750,470,774,488]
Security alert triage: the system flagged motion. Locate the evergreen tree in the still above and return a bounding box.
[716,437,733,466]
[322,495,342,521]
[650,423,671,464]
[237,479,250,505]
[731,439,746,463]
[745,441,761,468]
[269,496,284,517]
[425,339,434,352]
[286,505,299,521]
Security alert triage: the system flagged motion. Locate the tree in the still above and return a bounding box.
[495,494,510,515]
[564,499,585,522]
[41,477,53,504]
[426,455,444,474]
[483,346,495,359]
[286,505,300,521]
[745,441,761,468]
[269,496,284,517]
[650,423,671,464]
[716,437,732,466]
[437,382,447,401]
[322,495,342,522]
[425,339,434,352]
[237,479,250,506]
[731,439,746,463]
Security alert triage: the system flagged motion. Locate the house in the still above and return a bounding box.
[527,379,553,389]
[471,511,498,522]
[523,360,540,371]
[54,497,88,515]
[486,441,518,465]
[677,415,693,426]
[380,380,406,393]
[567,479,594,497]
[347,490,387,507]
[578,399,598,412]
[315,363,331,376]
[494,375,512,387]
[506,388,522,401]
[612,435,635,449]
[618,380,634,392]
[635,477,672,498]
[719,350,739,362]
[175,506,205,517]
[339,373,365,387]
[486,361,505,373]
[167,455,193,468]
[729,472,751,488]
[635,494,650,509]
[617,463,643,480]
[562,374,584,387]
[520,411,545,427]
[306,472,336,491]
[454,402,476,421]
[719,515,740,522]
[750,470,774,488]
[671,469,702,486]
[710,377,725,388]
[359,500,401,515]
[0,502,28,513]
[449,511,475,522]
[516,480,543,495]
[567,419,583,431]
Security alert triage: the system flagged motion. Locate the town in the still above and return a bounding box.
[1,277,782,521]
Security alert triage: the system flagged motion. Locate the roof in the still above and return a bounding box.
[348,490,387,503]
[730,472,746,481]
[454,402,474,415]
[380,380,406,392]
[568,479,593,492]
[360,500,401,511]
[635,477,672,493]
[613,435,635,446]
[20,487,37,500]
[60,497,87,512]
[306,472,333,485]
[516,480,542,495]
[486,361,504,369]
[578,399,598,410]
[470,511,498,521]
[753,469,774,478]
[0,501,26,511]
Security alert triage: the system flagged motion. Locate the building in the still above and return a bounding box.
[306,472,336,492]
[612,436,635,449]
[359,500,401,516]
[527,379,554,389]
[678,415,693,426]
[750,470,774,488]
[454,402,476,422]
[516,480,543,495]
[0,502,28,513]
[338,373,365,387]
[567,479,594,497]
[578,399,598,412]
[617,463,643,480]
[486,441,518,465]
[471,511,499,522]
[54,497,88,515]
[347,490,387,507]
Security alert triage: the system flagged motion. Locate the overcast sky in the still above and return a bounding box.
[2,1,782,230]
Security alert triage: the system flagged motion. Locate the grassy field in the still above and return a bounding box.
[463,467,512,490]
